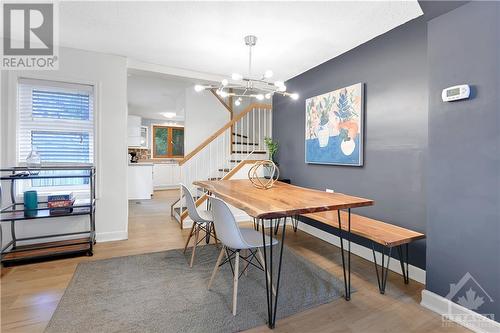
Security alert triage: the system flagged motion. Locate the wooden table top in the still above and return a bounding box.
[193,179,374,219]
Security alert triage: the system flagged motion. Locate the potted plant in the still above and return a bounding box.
[264,137,279,179]
[264,137,278,163]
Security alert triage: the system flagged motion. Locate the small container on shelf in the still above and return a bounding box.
[47,192,75,215]
[23,190,38,217]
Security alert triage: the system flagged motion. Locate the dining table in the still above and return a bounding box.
[193,179,374,329]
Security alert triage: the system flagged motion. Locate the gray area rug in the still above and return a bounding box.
[45,245,347,333]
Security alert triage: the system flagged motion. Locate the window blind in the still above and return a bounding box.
[17,78,94,165]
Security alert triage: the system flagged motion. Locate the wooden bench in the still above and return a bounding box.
[298,210,425,294]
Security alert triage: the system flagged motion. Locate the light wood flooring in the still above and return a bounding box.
[1,190,469,332]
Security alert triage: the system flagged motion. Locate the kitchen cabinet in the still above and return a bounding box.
[140,126,149,148]
[128,163,154,200]
[153,163,181,189]
[128,115,142,147]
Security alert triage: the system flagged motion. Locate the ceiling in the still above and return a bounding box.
[127,71,195,121]
[59,1,423,81]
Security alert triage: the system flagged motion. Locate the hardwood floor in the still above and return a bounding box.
[1,190,469,333]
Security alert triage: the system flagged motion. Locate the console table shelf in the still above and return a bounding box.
[0,166,96,265]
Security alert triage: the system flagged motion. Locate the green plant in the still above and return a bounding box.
[264,137,278,162]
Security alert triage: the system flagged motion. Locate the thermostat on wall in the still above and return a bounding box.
[442,84,470,102]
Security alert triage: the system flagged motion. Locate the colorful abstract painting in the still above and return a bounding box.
[305,83,364,166]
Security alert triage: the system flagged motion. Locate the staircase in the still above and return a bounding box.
[172,103,272,227]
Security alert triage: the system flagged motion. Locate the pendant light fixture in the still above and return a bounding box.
[194,35,299,104]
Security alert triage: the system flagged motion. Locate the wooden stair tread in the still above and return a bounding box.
[232,141,259,145]
[218,168,231,172]
[302,211,425,247]
[232,133,248,139]
[3,237,91,261]
[232,150,266,154]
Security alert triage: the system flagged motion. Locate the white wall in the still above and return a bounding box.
[183,88,229,153]
[0,47,129,244]
[1,72,7,167]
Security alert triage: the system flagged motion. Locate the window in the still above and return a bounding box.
[17,78,95,189]
[152,125,184,158]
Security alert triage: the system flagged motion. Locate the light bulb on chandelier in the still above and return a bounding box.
[194,84,205,92]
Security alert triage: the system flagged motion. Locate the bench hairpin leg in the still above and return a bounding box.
[371,243,392,294]
[337,209,351,300]
[397,244,410,284]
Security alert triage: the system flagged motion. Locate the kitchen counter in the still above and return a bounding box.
[138,159,180,165]
[128,162,154,166]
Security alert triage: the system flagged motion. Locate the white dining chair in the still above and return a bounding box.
[207,196,277,316]
[181,184,218,267]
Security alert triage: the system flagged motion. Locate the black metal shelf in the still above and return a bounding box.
[0,166,96,265]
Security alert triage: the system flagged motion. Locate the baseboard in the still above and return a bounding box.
[96,230,128,242]
[421,290,500,333]
[296,222,426,284]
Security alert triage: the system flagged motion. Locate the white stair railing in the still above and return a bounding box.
[177,103,272,225]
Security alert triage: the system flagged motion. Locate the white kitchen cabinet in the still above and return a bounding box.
[128,164,153,200]
[128,115,142,147]
[140,126,149,148]
[153,163,181,189]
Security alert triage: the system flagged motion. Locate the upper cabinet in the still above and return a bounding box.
[128,115,142,147]
[140,126,149,149]
[152,125,184,158]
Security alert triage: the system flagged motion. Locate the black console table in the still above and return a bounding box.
[0,166,96,265]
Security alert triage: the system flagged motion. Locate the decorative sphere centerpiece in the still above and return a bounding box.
[247,160,280,189]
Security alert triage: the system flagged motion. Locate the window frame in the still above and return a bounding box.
[152,125,184,158]
[14,77,98,195]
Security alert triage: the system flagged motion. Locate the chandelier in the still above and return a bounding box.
[194,35,299,105]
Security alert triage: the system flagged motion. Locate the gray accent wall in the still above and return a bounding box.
[427,1,500,320]
[273,2,462,269]
[273,0,499,321]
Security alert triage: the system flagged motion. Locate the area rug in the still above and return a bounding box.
[45,245,347,333]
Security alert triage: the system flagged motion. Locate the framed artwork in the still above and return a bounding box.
[305,83,364,166]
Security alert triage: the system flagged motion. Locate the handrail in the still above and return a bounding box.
[178,103,271,166]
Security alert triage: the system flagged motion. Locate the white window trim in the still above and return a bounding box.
[6,72,102,199]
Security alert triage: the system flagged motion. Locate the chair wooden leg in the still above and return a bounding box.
[257,248,276,296]
[189,224,200,267]
[183,222,196,253]
[233,251,240,316]
[208,246,226,290]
